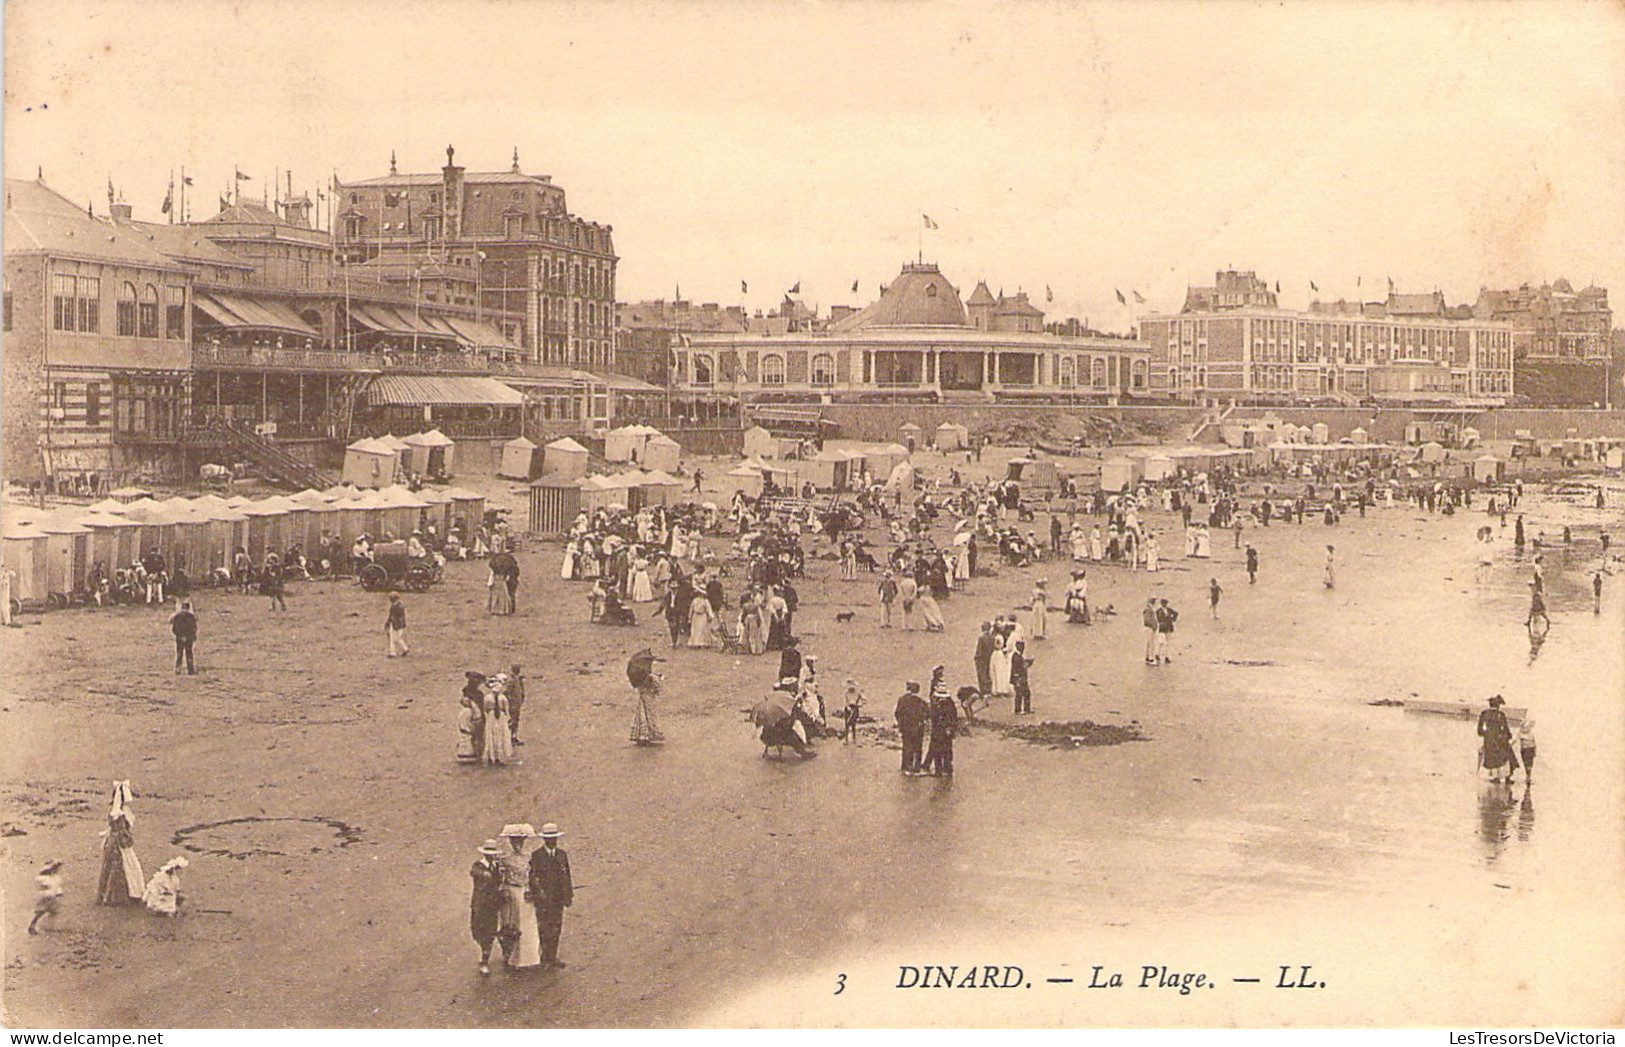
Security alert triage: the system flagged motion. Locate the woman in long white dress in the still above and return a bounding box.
[1071,525,1088,561]
[498,827,542,969]
[630,557,655,603]
[1030,580,1048,639]
[560,540,578,580]
[1145,534,1160,572]
[989,636,1013,696]
[1089,526,1103,561]
[481,681,513,766]
[688,591,715,648]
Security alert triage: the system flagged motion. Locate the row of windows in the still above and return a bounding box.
[688,352,1149,388]
[51,276,185,339]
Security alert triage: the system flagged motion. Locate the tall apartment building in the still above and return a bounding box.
[334,146,618,370]
[1139,285,1514,405]
[1474,280,1611,360]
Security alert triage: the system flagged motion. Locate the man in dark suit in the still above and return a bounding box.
[528,822,574,968]
[893,682,928,775]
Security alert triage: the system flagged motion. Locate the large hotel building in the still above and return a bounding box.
[1137,270,1515,406]
[669,262,1150,403]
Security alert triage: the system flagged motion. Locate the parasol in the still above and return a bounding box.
[626,647,663,688]
[751,692,794,729]
[953,531,972,546]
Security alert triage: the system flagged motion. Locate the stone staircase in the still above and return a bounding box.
[189,420,337,490]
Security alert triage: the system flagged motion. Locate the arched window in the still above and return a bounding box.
[1058,356,1076,387]
[1090,357,1107,387]
[1132,360,1148,389]
[117,282,138,337]
[761,353,786,386]
[811,353,836,387]
[139,285,160,338]
[693,354,714,386]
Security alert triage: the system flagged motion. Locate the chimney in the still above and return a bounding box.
[441,144,465,239]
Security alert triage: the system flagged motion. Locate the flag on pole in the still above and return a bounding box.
[788,281,800,295]
[182,175,194,187]
[1387,276,1394,292]
[1115,289,1126,305]
[235,167,252,182]
[1275,281,1281,293]
[1046,285,1053,303]
[106,176,115,208]
[852,278,859,294]
[219,194,230,211]
[741,280,748,294]
[1310,280,1319,292]
[161,186,172,214]
[1132,290,1146,304]
[1356,275,1362,287]
[921,214,938,230]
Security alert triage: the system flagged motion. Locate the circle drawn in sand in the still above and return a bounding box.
[172,816,362,860]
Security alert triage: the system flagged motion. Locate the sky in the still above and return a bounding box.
[6,0,1624,332]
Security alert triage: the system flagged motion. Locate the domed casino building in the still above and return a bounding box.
[669,262,1149,403]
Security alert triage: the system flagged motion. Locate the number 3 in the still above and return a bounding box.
[834,973,847,996]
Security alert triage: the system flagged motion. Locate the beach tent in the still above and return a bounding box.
[78,512,139,576]
[402,429,456,476]
[1472,455,1505,483]
[1143,454,1177,482]
[1349,426,1370,444]
[1006,457,1059,488]
[802,448,855,491]
[742,426,798,460]
[884,459,916,493]
[1099,457,1138,493]
[578,474,632,512]
[88,497,127,515]
[36,512,92,597]
[499,436,541,480]
[240,498,289,561]
[722,465,766,500]
[119,500,181,560]
[110,486,151,504]
[529,475,583,534]
[414,487,455,536]
[343,437,400,488]
[2,523,49,606]
[1606,447,1624,471]
[935,421,970,451]
[739,456,795,492]
[156,501,215,578]
[636,469,686,507]
[376,486,432,538]
[1310,422,1331,444]
[376,433,413,467]
[1419,441,1446,464]
[1461,426,1481,449]
[543,437,590,480]
[641,433,682,474]
[445,487,487,535]
[863,443,911,479]
[898,421,923,452]
[604,424,654,463]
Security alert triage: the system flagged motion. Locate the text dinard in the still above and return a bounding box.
[897,965,1323,995]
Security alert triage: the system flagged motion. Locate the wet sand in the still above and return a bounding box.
[3,467,1622,1027]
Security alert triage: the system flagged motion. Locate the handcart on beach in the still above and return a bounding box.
[357,540,442,592]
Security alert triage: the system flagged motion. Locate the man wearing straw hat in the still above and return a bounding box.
[528,822,574,968]
[469,839,505,974]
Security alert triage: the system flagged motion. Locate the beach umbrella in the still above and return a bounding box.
[751,692,794,729]
[626,647,664,689]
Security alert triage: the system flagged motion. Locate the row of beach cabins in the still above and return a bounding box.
[3,484,487,610]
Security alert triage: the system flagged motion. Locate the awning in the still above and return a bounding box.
[443,316,517,350]
[589,371,662,392]
[195,293,320,337]
[365,375,527,407]
[348,303,455,340]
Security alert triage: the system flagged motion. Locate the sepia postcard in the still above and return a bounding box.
[2,0,1622,1032]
